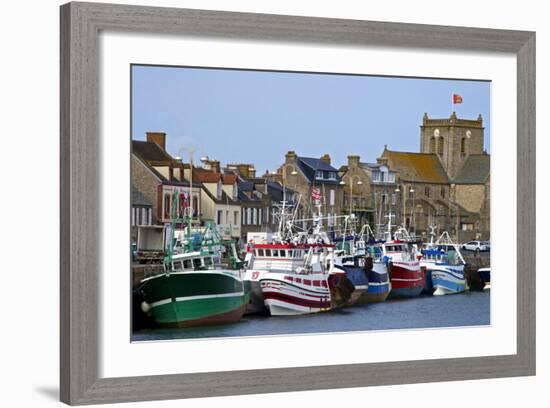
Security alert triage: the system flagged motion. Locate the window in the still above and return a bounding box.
[193,258,202,269]
[258,208,262,225]
[216,182,222,199]
[328,172,337,180]
[265,207,269,223]
[391,193,397,205]
[373,172,381,182]
[430,136,436,152]
[461,137,466,154]
[242,208,245,224]
[247,208,252,225]
[315,170,323,180]
[440,187,445,198]
[330,189,335,206]
[425,186,431,197]
[217,210,223,225]
[265,249,271,257]
[462,223,474,231]
[183,259,192,270]
[204,257,213,267]
[272,250,279,257]
[164,193,171,219]
[131,208,135,226]
[253,208,257,224]
[234,211,239,225]
[258,249,264,257]
[226,210,229,225]
[437,138,444,155]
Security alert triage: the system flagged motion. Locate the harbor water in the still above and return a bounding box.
[132,290,490,342]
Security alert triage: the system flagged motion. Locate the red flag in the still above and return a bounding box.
[453,94,463,104]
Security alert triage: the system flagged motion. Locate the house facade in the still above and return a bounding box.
[275,151,344,228]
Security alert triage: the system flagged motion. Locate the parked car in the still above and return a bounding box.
[461,240,490,252]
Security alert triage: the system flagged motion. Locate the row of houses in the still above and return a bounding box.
[132,112,490,245]
[131,132,297,245]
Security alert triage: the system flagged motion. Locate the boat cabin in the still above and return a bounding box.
[169,251,221,272]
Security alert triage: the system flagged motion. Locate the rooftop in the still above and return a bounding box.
[381,150,449,183]
[453,154,490,184]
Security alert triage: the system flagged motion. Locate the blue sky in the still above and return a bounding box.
[132,65,490,173]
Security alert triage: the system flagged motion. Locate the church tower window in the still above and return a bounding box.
[437,138,444,155]
[429,137,436,152]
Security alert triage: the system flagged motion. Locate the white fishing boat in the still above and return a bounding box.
[243,195,353,315]
[420,227,467,296]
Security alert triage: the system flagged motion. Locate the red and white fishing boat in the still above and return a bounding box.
[381,215,424,298]
[243,200,353,316]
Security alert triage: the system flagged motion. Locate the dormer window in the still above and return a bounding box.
[217,181,222,199]
[328,172,337,180]
[315,170,323,180]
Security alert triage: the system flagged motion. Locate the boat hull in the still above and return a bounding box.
[260,273,332,316]
[242,270,267,314]
[357,263,390,303]
[431,266,466,295]
[139,271,248,327]
[340,265,369,305]
[388,261,424,298]
[478,268,491,290]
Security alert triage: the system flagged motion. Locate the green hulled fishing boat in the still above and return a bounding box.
[137,193,249,328]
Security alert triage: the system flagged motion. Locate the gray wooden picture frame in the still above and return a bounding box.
[60,1,536,405]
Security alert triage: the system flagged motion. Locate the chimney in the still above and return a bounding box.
[146,132,166,151]
[210,160,220,174]
[348,155,360,169]
[285,151,297,165]
[320,154,331,165]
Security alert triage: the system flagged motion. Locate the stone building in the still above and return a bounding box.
[339,156,400,230]
[338,112,490,241]
[274,151,344,228]
[236,177,297,243]
[420,112,485,179]
[131,133,202,226]
[377,112,490,241]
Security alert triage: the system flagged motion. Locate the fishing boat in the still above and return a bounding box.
[419,228,466,296]
[332,217,369,305]
[332,250,369,305]
[477,267,491,290]
[360,242,391,303]
[137,194,249,328]
[244,201,354,316]
[381,215,424,298]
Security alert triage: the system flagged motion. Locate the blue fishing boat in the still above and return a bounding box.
[361,243,391,303]
[419,230,466,296]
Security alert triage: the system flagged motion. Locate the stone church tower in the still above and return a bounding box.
[419,112,485,179]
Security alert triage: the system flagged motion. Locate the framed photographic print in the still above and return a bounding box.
[60,1,535,405]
